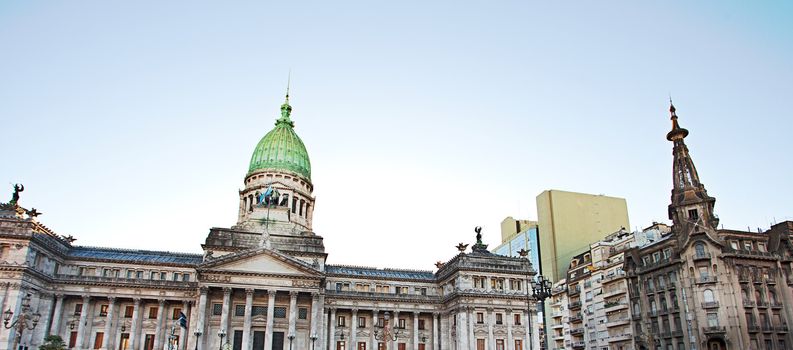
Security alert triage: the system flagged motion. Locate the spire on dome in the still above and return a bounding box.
[278,73,294,126]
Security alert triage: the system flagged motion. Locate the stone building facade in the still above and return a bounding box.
[0,94,540,350]
[547,104,793,350]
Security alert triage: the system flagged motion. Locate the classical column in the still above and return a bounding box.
[50,294,65,338]
[523,310,531,350]
[310,293,319,346]
[180,301,190,350]
[487,308,494,350]
[220,288,232,335]
[102,296,117,350]
[370,309,378,350]
[392,311,400,350]
[75,295,91,350]
[154,299,167,350]
[328,308,336,350]
[505,309,513,350]
[467,308,475,350]
[288,291,298,338]
[197,288,209,350]
[242,289,254,350]
[432,313,439,350]
[129,298,142,350]
[456,308,468,349]
[412,313,419,350]
[350,309,358,350]
[264,290,276,350]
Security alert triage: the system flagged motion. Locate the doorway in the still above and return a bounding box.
[271,332,284,350]
[252,332,265,350]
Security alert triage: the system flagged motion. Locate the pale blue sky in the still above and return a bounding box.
[1,1,791,270]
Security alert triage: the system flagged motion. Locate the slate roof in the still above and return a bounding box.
[326,265,435,281]
[69,246,203,265]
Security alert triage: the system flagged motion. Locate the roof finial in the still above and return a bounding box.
[669,94,676,116]
[285,70,291,103]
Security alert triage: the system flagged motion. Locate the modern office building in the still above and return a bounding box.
[536,190,630,282]
[494,218,540,273]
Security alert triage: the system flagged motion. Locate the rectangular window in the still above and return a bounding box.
[477,312,484,324]
[74,303,83,316]
[688,209,698,220]
[126,270,133,279]
[273,307,287,318]
[337,316,346,327]
[124,306,134,318]
[398,318,406,329]
[69,332,77,348]
[93,332,104,349]
[173,273,181,281]
[358,316,366,328]
[496,313,503,325]
[744,241,753,251]
[336,342,346,350]
[298,307,308,320]
[148,307,158,319]
[357,343,367,350]
[234,305,245,317]
[99,305,108,317]
[474,277,485,288]
[377,317,384,328]
[514,340,523,350]
[136,271,143,279]
[252,306,267,316]
[476,339,485,350]
[160,272,166,280]
[144,334,155,350]
[172,308,182,320]
[212,304,223,316]
[707,313,718,327]
[420,288,427,296]
[182,273,190,281]
[418,319,425,330]
[151,272,159,280]
[514,314,521,325]
[495,339,505,350]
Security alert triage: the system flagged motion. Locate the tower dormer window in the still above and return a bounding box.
[688,209,699,220]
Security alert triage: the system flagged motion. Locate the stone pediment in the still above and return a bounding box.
[198,247,321,278]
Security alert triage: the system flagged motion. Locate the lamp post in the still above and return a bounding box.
[310,335,317,350]
[373,312,401,350]
[3,294,42,350]
[194,331,202,350]
[531,275,552,350]
[217,329,226,350]
[167,323,178,350]
[287,334,294,350]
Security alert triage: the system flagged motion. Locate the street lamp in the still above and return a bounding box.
[194,331,202,350]
[217,329,226,350]
[373,312,400,350]
[531,275,553,350]
[3,294,41,350]
[310,335,317,350]
[287,334,295,350]
[167,323,178,350]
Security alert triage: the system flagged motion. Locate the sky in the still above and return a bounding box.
[1,1,792,271]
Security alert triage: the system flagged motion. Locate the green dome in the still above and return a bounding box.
[248,99,311,180]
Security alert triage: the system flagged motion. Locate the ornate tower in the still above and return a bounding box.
[235,91,316,235]
[666,103,720,245]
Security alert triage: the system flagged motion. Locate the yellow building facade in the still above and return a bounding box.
[536,190,630,281]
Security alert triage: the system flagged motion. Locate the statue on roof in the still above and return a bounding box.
[475,226,483,244]
[25,208,42,218]
[10,184,23,205]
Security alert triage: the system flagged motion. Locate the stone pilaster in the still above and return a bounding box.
[287,291,298,338]
[242,289,254,350]
[153,299,167,350]
[50,294,65,338]
[264,290,276,350]
[129,298,142,350]
[75,295,91,350]
[101,296,117,350]
[350,309,358,350]
[196,288,209,350]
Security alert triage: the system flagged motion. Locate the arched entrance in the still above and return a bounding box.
[706,337,727,350]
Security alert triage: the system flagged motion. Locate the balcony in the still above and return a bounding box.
[571,341,586,349]
[570,314,583,323]
[602,272,627,284]
[756,301,768,309]
[646,310,658,318]
[602,287,627,299]
[604,301,628,312]
[667,281,676,290]
[54,274,199,289]
[722,247,779,260]
[671,330,683,337]
[661,331,672,338]
[551,322,564,329]
[569,286,581,296]
[762,325,773,333]
[637,254,681,273]
[776,325,789,333]
[770,301,783,309]
[743,300,755,308]
[695,276,718,284]
[703,326,726,334]
[570,328,584,336]
[569,301,582,310]
[693,252,711,261]
[607,334,631,343]
[701,301,720,309]
[748,324,760,333]
[605,317,630,328]
[631,312,642,321]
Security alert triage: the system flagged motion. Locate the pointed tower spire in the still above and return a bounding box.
[666,102,719,241]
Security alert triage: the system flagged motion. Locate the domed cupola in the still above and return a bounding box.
[248,95,311,180]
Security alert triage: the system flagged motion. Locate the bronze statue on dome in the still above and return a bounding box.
[10,184,23,205]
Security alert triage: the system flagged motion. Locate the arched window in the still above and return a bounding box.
[703,289,715,303]
[695,242,706,256]
[769,290,778,303]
